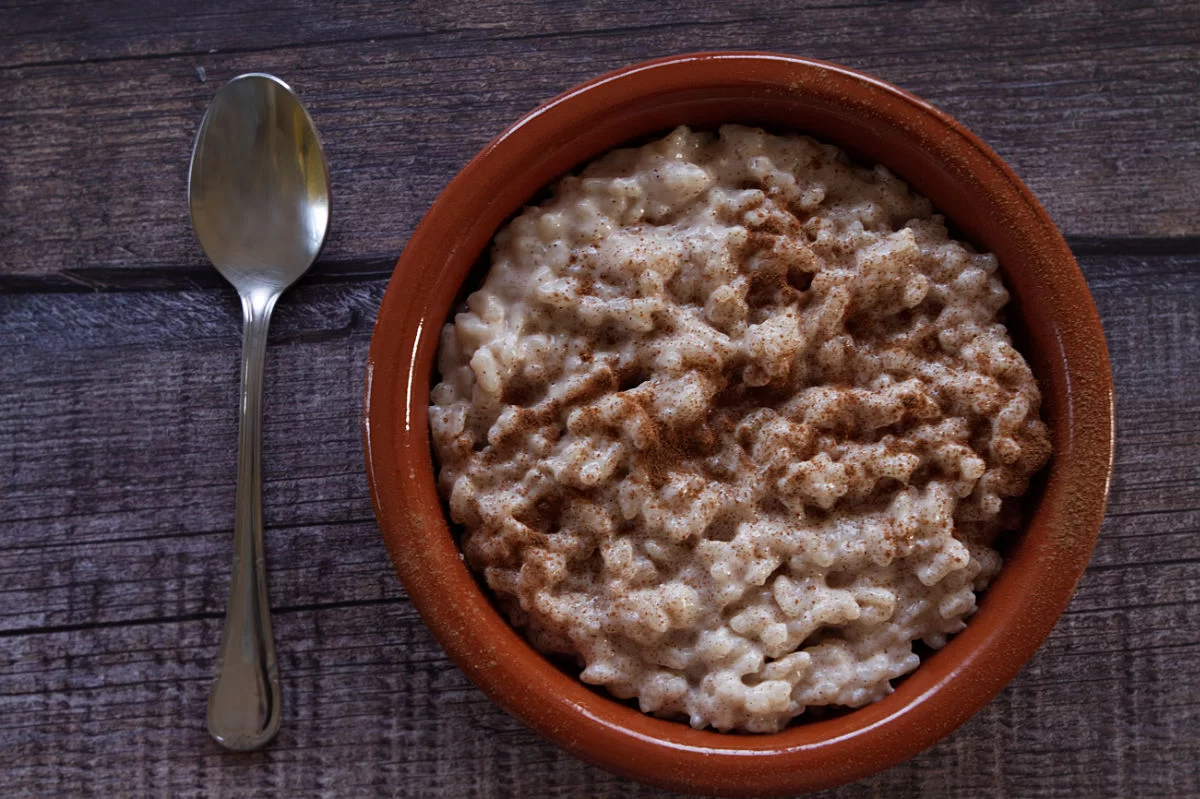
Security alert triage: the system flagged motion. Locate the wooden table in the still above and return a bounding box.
[2,2,1197,796]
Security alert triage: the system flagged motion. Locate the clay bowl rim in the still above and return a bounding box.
[363,51,1115,797]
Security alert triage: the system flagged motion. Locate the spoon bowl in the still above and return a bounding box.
[188,72,330,751]
[189,73,330,292]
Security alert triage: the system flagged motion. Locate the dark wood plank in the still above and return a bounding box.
[5,0,1197,75]
[1,594,1196,797]
[1,0,1199,281]
[1,252,1198,796]
[2,255,1197,628]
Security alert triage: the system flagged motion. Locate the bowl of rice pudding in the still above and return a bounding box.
[363,53,1114,795]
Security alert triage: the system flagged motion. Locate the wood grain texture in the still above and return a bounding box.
[2,253,1199,797]
[1,0,1198,796]
[1,0,1199,281]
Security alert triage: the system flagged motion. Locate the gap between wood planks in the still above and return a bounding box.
[0,597,408,640]
[2,236,1199,295]
[0,14,787,73]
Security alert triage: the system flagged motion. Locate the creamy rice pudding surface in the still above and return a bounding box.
[428,126,1051,733]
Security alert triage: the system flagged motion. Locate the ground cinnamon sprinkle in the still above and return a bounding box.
[428,125,1051,733]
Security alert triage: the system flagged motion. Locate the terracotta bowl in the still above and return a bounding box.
[363,52,1114,796]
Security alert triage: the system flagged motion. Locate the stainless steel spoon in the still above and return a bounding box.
[188,73,330,751]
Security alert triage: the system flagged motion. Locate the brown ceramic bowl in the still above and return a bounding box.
[363,52,1114,796]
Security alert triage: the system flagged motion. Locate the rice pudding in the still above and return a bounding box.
[428,125,1051,733]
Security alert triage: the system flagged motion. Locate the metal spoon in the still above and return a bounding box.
[188,73,330,751]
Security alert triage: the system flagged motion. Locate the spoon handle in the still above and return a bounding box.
[208,288,283,751]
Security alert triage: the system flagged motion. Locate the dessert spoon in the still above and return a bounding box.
[188,73,330,751]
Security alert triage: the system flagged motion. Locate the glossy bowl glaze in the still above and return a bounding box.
[363,52,1114,796]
